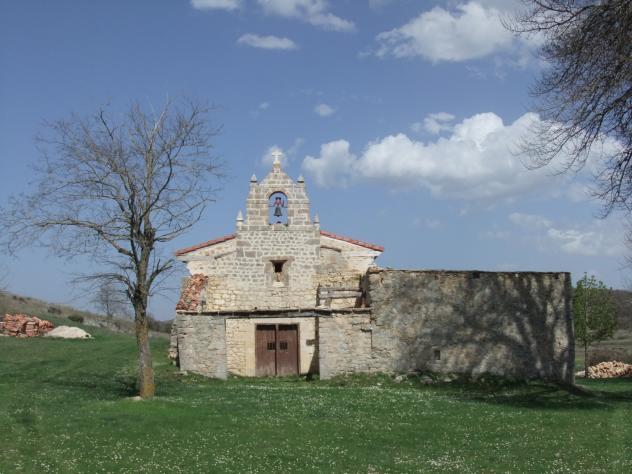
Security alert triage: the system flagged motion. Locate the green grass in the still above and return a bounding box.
[1,326,631,473]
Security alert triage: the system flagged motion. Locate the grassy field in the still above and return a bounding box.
[1,322,631,473]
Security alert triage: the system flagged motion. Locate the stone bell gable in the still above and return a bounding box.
[243,157,312,228]
[175,155,383,313]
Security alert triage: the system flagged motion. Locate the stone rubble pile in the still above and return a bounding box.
[176,274,208,311]
[587,361,632,379]
[0,314,54,337]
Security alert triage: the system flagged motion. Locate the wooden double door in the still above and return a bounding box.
[255,324,299,376]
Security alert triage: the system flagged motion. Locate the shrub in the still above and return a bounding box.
[68,314,84,324]
[47,306,62,314]
[588,347,632,366]
[147,316,172,334]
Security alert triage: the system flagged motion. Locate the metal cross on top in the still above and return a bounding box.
[272,150,283,164]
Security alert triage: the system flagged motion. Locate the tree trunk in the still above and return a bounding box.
[584,341,589,379]
[584,274,589,379]
[134,305,155,398]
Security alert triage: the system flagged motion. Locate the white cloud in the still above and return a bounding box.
[509,212,552,229]
[509,213,625,257]
[257,0,355,32]
[314,103,335,117]
[410,122,423,133]
[262,139,303,167]
[302,111,621,201]
[287,137,304,156]
[191,0,242,10]
[375,2,517,62]
[237,34,298,50]
[302,140,357,187]
[423,112,455,134]
[250,101,272,118]
[425,218,441,229]
[547,227,624,257]
[303,112,552,198]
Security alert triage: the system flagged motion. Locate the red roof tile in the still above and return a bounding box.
[175,229,384,256]
[175,234,236,256]
[320,230,384,252]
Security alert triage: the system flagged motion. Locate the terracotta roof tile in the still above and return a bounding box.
[175,234,236,256]
[320,230,384,252]
[175,229,384,256]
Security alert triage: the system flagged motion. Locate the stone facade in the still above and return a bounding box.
[172,156,382,377]
[171,157,575,383]
[319,270,575,383]
[176,157,382,313]
[172,314,227,378]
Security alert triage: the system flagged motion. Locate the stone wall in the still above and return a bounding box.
[318,312,372,379]
[172,314,227,379]
[319,269,574,383]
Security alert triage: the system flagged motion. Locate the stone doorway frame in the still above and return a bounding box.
[254,323,300,376]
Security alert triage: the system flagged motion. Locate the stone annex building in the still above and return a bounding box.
[170,155,575,383]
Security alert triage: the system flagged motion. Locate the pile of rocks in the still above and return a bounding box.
[0,314,54,337]
[176,274,208,311]
[587,361,632,379]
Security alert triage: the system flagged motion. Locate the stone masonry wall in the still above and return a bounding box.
[320,269,574,383]
[318,313,372,379]
[173,314,227,379]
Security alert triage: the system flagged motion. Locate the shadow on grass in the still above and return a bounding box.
[322,373,632,411]
[41,373,141,399]
[439,380,632,411]
[574,379,632,402]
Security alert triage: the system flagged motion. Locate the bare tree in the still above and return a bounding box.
[508,0,632,215]
[93,280,131,319]
[0,98,222,398]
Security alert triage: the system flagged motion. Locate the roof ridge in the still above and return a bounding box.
[175,229,385,256]
[175,234,236,256]
[320,230,384,252]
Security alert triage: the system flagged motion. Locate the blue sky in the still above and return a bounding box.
[0,0,627,319]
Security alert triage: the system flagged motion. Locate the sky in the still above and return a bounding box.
[0,0,628,320]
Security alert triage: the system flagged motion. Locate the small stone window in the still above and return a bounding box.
[434,349,441,361]
[272,260,286,282]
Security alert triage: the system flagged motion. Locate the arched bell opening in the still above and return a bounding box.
[268,191,288,225]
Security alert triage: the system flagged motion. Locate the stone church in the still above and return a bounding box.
[170,155,575,383]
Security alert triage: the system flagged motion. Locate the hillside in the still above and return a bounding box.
[0,290,171,335]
